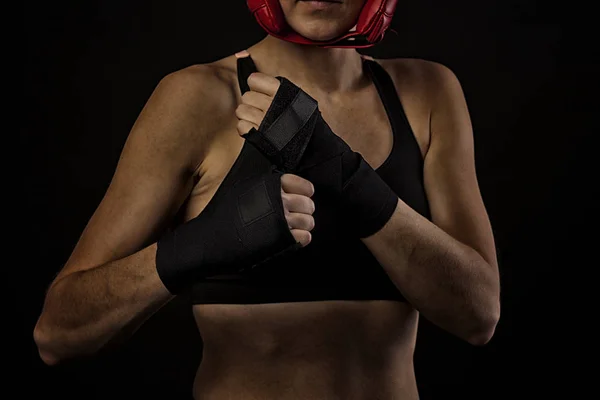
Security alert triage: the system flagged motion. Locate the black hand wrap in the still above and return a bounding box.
[243,77,398,239]
[156,144,301,294]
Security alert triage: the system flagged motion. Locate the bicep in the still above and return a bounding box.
[56,68,221,282]
[422,62,498,267]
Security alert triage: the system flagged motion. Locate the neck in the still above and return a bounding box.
[250,35,366,95]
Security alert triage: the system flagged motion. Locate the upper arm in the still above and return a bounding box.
[419,61,498,268]
[53,65,232,284]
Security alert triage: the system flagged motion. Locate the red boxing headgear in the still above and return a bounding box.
[246,0,398,48]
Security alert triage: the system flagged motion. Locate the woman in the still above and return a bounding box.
[34,1,500,398]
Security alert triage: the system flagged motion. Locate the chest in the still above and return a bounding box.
[183,87,423,223]
[318,92,394,169]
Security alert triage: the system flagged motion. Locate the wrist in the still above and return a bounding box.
[341,153,398,238]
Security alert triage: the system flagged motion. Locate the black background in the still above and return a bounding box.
[24,0,593,398]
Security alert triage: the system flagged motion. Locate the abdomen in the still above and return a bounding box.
[192,300,420,400]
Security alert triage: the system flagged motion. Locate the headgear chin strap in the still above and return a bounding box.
[246,0,398,48]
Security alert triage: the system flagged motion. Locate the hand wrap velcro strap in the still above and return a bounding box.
[156,165,300,294]
[243,77,398,239]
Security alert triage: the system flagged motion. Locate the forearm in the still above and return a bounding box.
[34,243,174,364]
[362,200,500,344]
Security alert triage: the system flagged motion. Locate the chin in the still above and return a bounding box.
[280,0,364,42]
[293,21,351,41]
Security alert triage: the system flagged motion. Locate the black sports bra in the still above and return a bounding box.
[189,56,430,304]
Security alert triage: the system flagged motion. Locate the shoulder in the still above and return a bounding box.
[378,58,469,123]
[378,58,473,169]
[375,57,469,140]
[376,57,459,87]
[368,58,462,156]
[153,58,239,127]
[134,56,241,165]
[376,57,462,103]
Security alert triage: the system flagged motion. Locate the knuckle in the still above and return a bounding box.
[298,195,309,210]
[306,198,315,213]
[307,216,315,230]
[247,73,258,86]
[302,197,310,209]
[297,230,307,241]
[288,217,295,228]
[303,231,311,244]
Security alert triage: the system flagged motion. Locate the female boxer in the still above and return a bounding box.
[35,1,500,398]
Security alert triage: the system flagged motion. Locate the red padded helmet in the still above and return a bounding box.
[246,0,398,48]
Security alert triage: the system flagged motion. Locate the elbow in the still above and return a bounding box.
[38,349,61,367]
[465,301,500,346]
[34,311,113,365]
[33,321,63,366]
[465,260,501,346]
[466,324,496,346]
[34,322,101,366]
[33,312,90,367]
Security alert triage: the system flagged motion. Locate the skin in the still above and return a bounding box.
[34,1,500,399]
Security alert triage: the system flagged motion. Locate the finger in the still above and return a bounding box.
[281,174,315,197]
[290,229,312,247]
[247,72,281,97]
[282,192,315,215]
[235,104,265,127]
[241,90,273,112]
[237,119,258,136]
[286,212,315,231]
[235,50,250,58]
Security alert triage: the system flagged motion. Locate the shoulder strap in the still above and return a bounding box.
[237,55,259,95]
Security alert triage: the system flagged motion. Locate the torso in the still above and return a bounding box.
[180,51,432,400]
